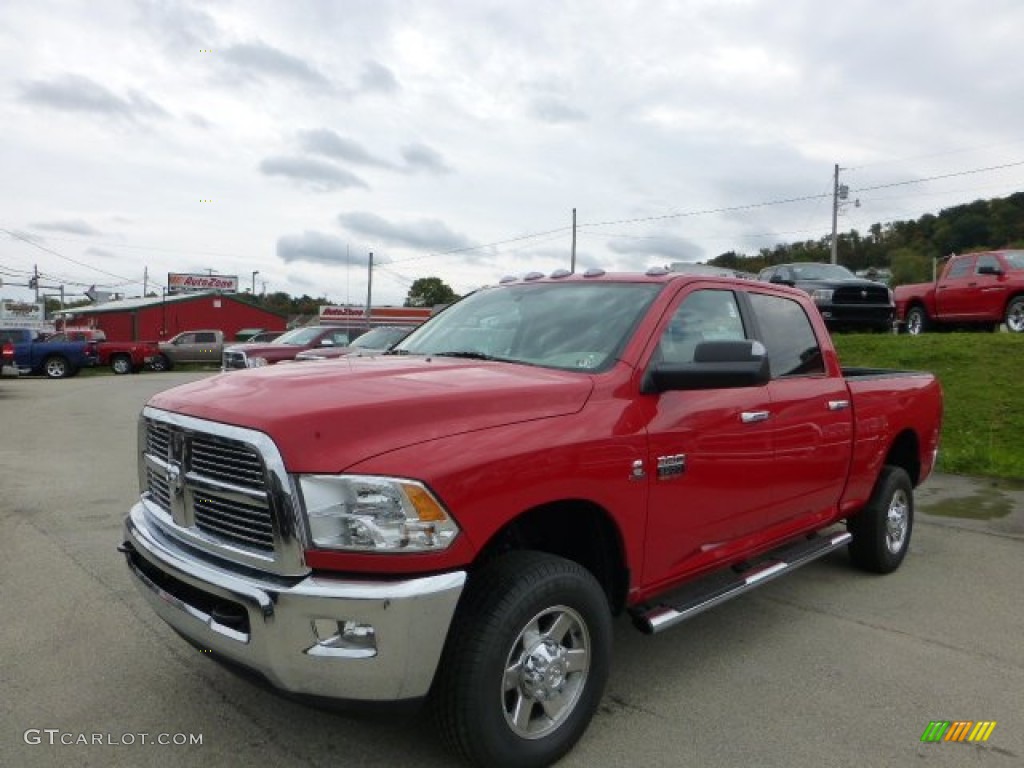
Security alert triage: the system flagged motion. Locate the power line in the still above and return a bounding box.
[1,228,143,286]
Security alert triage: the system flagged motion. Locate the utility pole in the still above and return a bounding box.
[830,164,840,265]
[143,266,148,296]
[251,270,259,295]
[33,264,40,302]
[571,208,577,273]
[365,252,374,325]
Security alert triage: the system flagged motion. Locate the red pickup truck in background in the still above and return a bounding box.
[894,249,1024,334]
[50,329,160,374]
[122,270,942,768]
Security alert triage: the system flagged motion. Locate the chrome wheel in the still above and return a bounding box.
[885,488,910,554]
[44,356,69,378]
[906,308,925,335]
[502,605,591,740]
[1006,298,1024,333]
[112,355,131,375]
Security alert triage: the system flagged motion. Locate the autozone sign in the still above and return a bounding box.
[167,273,239,294]
[319,305,433,325]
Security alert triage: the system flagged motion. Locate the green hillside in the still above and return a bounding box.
[833,332,1024,479]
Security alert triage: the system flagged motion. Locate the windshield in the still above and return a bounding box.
[394,281,662,372]
[789,264,856,281]
[351,327,409,349]
[1003,250,1024,270]
[272,327,325,346]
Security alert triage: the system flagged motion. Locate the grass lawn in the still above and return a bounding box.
[833,332,1024,479]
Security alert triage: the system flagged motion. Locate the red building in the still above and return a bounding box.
[53,292,288,342]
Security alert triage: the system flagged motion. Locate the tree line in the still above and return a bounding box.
[708,191,1024,285]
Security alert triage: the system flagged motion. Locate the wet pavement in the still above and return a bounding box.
[917,472,1024,539]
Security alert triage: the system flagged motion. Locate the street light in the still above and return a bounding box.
[252,270,259,294]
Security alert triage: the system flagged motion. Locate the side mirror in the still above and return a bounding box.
[643,340,770,393]
[769,274,794,286]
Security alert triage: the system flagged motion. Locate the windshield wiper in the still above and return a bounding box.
[432,350,506,362]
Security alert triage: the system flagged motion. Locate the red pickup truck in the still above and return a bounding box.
[121,270,942,768]
[893,249,1024,334]
[51,329,160,374]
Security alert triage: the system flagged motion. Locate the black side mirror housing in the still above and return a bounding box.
[643,340,771,393]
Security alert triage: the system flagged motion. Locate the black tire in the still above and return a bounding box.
[433,552,612,768]
[150,354,172,372]
[905,306,929,335]
[848,466,913,574]
[111,354,132,375]
[1005,296,1024,333]
[43,355,70,379]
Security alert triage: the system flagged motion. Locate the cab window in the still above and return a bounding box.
[656,289,747,364]
[748,293,824,377]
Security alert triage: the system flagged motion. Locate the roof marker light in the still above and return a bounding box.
[523,271,545,281]
[499,275,519,284]
[646,266,670,276]
[549,269,572,279]
[583,268,606,278]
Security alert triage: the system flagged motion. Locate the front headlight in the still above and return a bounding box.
[300,475,460,552]
[246,357,268,368]
[810,289,834,304]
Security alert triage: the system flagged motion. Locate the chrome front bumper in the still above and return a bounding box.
[122,501,466,701]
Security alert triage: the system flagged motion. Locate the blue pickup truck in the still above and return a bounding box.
[0,328,99,379]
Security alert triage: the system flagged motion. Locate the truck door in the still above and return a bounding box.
[746,292,854,534]
[641,287,776,588]
[934,255,975,319]
[971,253,1009,320]
[192,332,220,363]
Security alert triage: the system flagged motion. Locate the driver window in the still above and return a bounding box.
[657,290,746,364]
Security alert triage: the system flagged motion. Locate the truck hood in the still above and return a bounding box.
[147,355,594,472]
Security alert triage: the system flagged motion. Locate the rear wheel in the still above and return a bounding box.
[848,466,913,574]
[111,354,132,375]
[1005,297,1024,333]
[433,552,611,768]
[43,355,71,379]
[905,306,929,335]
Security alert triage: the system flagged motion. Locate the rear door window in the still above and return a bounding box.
[748,293,824,377]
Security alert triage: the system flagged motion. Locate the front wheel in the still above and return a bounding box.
[1005,297,1024,333]
[150,354,172,372]
[433,552,612,768]
[905,306,929,335]
[848,466,913,574]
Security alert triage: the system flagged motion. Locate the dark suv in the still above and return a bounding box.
[758,262,894,332]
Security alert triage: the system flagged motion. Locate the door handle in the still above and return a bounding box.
[741,411,770,423]
[827,400,850,411]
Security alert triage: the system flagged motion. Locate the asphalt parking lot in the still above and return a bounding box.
[1,372,1021,768]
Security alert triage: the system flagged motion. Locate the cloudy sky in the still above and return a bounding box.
[2,0,1023,307]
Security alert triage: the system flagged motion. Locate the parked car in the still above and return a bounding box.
[123,270,942,768]
[245,330,284,343]
[758,262,894,332]
[0,327,99,378]
[293,326,412,361]
[221,325,361,370]
[153,330,224,371]
[47,329,160,374]
[893,249,1024,334]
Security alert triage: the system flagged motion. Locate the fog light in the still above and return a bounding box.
[308,619,377,658]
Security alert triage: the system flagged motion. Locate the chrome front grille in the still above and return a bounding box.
[193,491,275,549]
[191,433,266,487]
[222,351,247,370]
[138,409,308,575]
